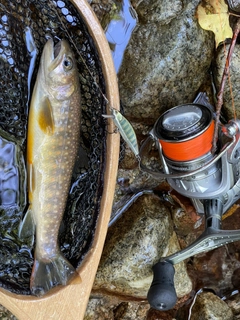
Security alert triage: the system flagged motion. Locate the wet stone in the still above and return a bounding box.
[171,192,203,237]
[147,308,176,320]
[132,0,182,24]
[94,194,192,301]
[115,168,161,200]
[111,301,149,320]
[192,207,240,297]
[226,293,240,317]
[84,294,149,320]
[84,295,117,320]
[118,0,214,122]
[94,194,173,297]
[89,0,116,28]
[190,291,233,320]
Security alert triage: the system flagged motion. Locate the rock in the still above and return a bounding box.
[190,291,233,320]
[192,212,240,294]
[214,43,240,119]
[89,0,116,27]
[193,247,228,290]
[118,120,153,170]
[115,168,161,197]
[94,194,173,297]
[226,293,240,317]
[132,0,182,24]
[94,194,192,300]
[112,301,149,320]
[84,294,149,320]
[171,192,203,237]
[147,308,177,320]
[84,296,116,320]
[118,0,214,122]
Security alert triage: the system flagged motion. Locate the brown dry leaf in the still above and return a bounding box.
[222,203,240,220]
[196,0,233,47]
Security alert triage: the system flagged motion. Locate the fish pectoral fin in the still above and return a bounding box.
[18,207,35,243]
[37,97,55,135]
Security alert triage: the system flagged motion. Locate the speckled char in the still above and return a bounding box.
[26,38,81,295]
[33,88,80,259]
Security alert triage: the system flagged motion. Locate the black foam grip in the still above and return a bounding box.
[147,261,177,311]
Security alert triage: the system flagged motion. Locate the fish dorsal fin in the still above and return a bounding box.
[37,97,54,135]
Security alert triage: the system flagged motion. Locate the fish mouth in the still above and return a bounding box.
[42,38,69,74]
[53,41,62,59]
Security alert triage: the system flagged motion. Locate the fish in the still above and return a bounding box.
[19,38,81,296]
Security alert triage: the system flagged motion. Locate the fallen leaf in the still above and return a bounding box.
[196,0,233,47]
[222,203,240,220]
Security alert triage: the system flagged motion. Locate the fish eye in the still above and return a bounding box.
[63,56,73,70]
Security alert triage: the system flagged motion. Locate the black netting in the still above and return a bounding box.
[0,0,106,294]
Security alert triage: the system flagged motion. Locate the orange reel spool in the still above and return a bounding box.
[159,120,214,161]
[154,104,214,162]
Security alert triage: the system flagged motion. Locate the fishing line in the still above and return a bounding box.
[187,288,204,320]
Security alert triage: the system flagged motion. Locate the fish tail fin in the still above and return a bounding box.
[30,251,79,296]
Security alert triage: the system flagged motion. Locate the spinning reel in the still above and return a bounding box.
[140,93,240,311]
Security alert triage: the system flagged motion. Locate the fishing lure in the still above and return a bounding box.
[103,108,140,161]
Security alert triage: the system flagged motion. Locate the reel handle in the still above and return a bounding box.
[147,261,177,311]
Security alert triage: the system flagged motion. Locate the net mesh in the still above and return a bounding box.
[0,0,106,295]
